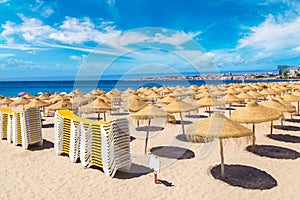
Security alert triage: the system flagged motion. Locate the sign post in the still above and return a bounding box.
[148,155,160,184]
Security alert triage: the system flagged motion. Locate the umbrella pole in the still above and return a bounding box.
[208,107,211,117]
[104,112,106,121]
[220,138,225,178]
[144,119,151,154]
[180,112,185,135]
[298,101,299,115]
[229,103,231,117]
[97,112,100,120]
[270,120,273,138]
[252,123,256,153]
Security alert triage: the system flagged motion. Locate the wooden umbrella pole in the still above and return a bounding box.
[270,120,273,138]
[180,112,185,135]
[220,138,225,178]
[144,119,151,154]
[104,112,106,121]
[208,107,211,117]
[229,103,231,117]
[97,112,100,120]
[252,123,256,153]
[298,101,299,115]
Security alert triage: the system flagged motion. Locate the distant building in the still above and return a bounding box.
[278,65,300,75]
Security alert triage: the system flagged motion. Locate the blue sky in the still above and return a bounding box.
[0,0,300,80]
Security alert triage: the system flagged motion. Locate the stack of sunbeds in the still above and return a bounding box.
[54,109,131,178]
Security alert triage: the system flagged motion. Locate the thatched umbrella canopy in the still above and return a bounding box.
[0,97,13,107]
[247,90,263,99]
[98,94,112,104]
[195,92,211,99]
[231,101,282,152]
[65,91,77,97]
[197,95,224,116]
[39,93,50,100]
[146,92,162,101]
[293,90,300,97]
[187,112,252,177]
[163,99,198,135]
[274,95,296,112]
[156,95,176,105]
[49,95,69,103]
[23,93,35,99]
[260,98,296,113]
[130,104,167,154]
[10,97,30,107]
[283,93,300,115]
[80,98,113,121]
[47,99,73,111]
[224,94,244,116]
[25,98,51,108]
[124,95,147,112]
[243,85,255,91]
[226,88,239,95]
[236,92,256,101]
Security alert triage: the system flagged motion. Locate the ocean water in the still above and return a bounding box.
[0,79,294,97]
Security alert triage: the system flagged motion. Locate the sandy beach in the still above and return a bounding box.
[0,104,299,200]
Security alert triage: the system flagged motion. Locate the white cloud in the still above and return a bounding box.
[151,31,201,46]
[1,15,120,46]
[49,17,120,44]
[69,55,87,61]
[238,14,300,51]
[1,14,54,43]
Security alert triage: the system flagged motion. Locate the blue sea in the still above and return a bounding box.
[0,79,296,97]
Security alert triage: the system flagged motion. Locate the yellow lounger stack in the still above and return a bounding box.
[54,110,132,178]
[0,107,43,150]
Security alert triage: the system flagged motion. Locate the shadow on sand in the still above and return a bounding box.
[150,146,195,160]
[136,126,164,132]
[176,134,214,143]
[174,120,193,125]
[246,145,300,159]
[184,114,208,119]
[274,125,300,131]
[28,139,54,151]
[114,163,152,179]
[211,164,277,190]
[267,134,300,143]
[42,123,54,128]
[285,118,300,123]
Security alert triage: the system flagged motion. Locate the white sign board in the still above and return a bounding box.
[148,155,160,172]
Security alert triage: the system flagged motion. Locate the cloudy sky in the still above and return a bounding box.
[0,0,300,80]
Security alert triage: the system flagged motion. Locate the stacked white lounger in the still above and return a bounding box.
[0,108,43,150]
[54,110,131,178]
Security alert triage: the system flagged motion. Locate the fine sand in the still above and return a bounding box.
[0,107,300,200]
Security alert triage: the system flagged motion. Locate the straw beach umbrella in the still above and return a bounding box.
[0,97,14,107]
[10,97,30,107]
[125,95,147,112]
[163,99,198,135]
[157,95,176,105]
[186,112,252,177]
[197,95,224,116]
[23,93,35,99]
[231,101,282,152]
[224,94,244,116]
[283,93,300,115]
[25,98,50,108]
[47,99,73,112]
[130,104,167,154]
[80,98,113,121]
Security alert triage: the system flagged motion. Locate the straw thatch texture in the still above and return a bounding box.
[231,101,282,123]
